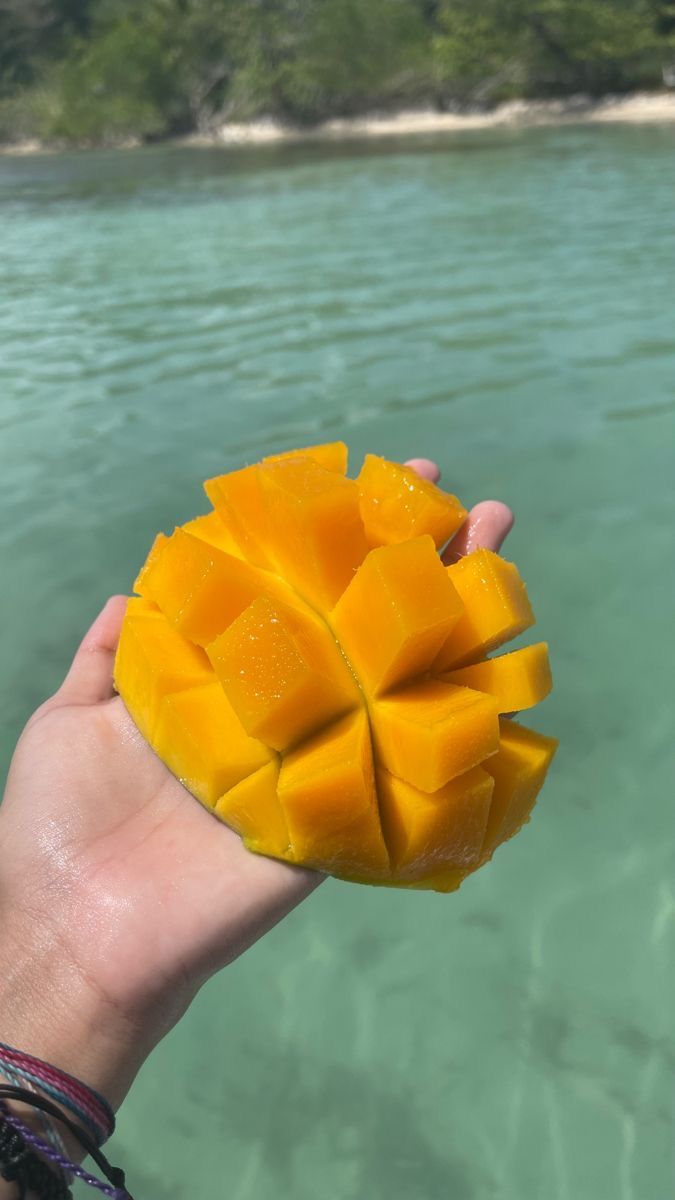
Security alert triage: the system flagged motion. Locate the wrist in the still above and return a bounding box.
[0,920,148,1114]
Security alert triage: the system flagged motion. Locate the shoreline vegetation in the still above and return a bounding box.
[3,92,675,156]
[2,2,675,154]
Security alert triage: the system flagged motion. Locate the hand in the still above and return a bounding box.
[0,461,512,1110]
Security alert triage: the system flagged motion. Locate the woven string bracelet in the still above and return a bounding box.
[0,1043,114,1147]
[0,1087,133,1199]
[0,1059,105,1149]
[0,1060,71,1168]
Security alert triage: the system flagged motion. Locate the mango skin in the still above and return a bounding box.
[115,444,557,892]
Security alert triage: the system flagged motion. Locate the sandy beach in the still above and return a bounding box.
[2,91,675,155]
[196,91,675,148]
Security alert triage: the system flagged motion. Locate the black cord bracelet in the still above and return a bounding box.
[0,1087,132,1199]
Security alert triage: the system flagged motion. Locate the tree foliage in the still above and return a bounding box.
[0,0,673,144]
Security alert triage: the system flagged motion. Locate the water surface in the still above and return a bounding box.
[1,126,674,1199]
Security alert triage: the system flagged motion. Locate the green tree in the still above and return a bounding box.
[50,0,246,141]
[432,1,525,105]
[230,0,430,123]
[433,0,674,103]
[0,0,55,94]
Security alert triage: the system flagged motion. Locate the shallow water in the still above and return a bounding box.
[1,126,674,1199]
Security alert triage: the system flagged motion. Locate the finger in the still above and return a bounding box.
[404,457,441,483]
[443,500,514,564]
[57,595,129,706]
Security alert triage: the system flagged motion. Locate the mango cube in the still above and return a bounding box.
[480,719,558,859]
[154,682,273,809]
[434,550,535,671]
[136,527,291,647]
[440,642,552,713]
[377,766,493,880]
[113,598,212,740]
[182,510,244,559]
[207,595,360,752]
[358,454,467,548]
[216,762,291,859]
[257,456,368,611]
[263,441,348,474]
[204,463,271,567]
[133,532,169,596]
[371,679,499,792]
[331,537,464,695]
[278,711,389,877]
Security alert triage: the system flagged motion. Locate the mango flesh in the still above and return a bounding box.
[263,440,348,475]
[182,510,244,559]
[358,454,467,548]
[370,679,499,793]
[440,642,552,714]
[257,457,369,611]
[204,464,271,568]
[434,549,535,670]
[115,444,557,892]
[330,537,464,695]
[216,762,290,859]
[377,766,494,879]
[136,527,294,647]
[278,710,389,877]
[113,598,212,740]
[206,594,360,752]
[154,682,273,809]
[479,718,559,860]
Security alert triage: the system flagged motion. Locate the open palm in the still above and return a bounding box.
[1,462,513,1048]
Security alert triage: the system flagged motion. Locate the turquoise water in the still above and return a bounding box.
[1,126,674,1199]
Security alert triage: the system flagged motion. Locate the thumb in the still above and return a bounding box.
[57,595,129,706]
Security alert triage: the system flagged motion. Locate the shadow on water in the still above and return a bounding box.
[222,1046,481,1200]
[120,1045,484,1200]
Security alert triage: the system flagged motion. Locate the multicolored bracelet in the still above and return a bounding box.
[0,1088,133,1198]
[0,1042,115,1149]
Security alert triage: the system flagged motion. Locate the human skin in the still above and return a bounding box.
[0,460,513,1193]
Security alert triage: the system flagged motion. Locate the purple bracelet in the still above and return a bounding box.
[0,1093,133,1199]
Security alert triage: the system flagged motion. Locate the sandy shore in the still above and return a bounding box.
[194,91,675,147]
[3,92,675,155]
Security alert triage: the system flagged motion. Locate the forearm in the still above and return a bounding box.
[0,914,151,1191]
[1,937,145,1107]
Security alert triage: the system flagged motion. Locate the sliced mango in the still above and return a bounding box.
[207,595,360,752]
[358,454,467,549]
[182,510,244,559]
[154,682,273,809]
[406,866,470,893]
[377,766,493,880]
[440,642,552,713]
[331,537,464,695]
[133,532,169,596]
[113,598,211,740]
[434,550,535,670]
[136,527,291,647]
[370,679,499,792]
[116,445,556,893]
[278,711,389,878]
[257,456,368,612]
[204,463,271,567]
[480,719,558,860]
[216,761,291,859]
[263,441,348,474]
